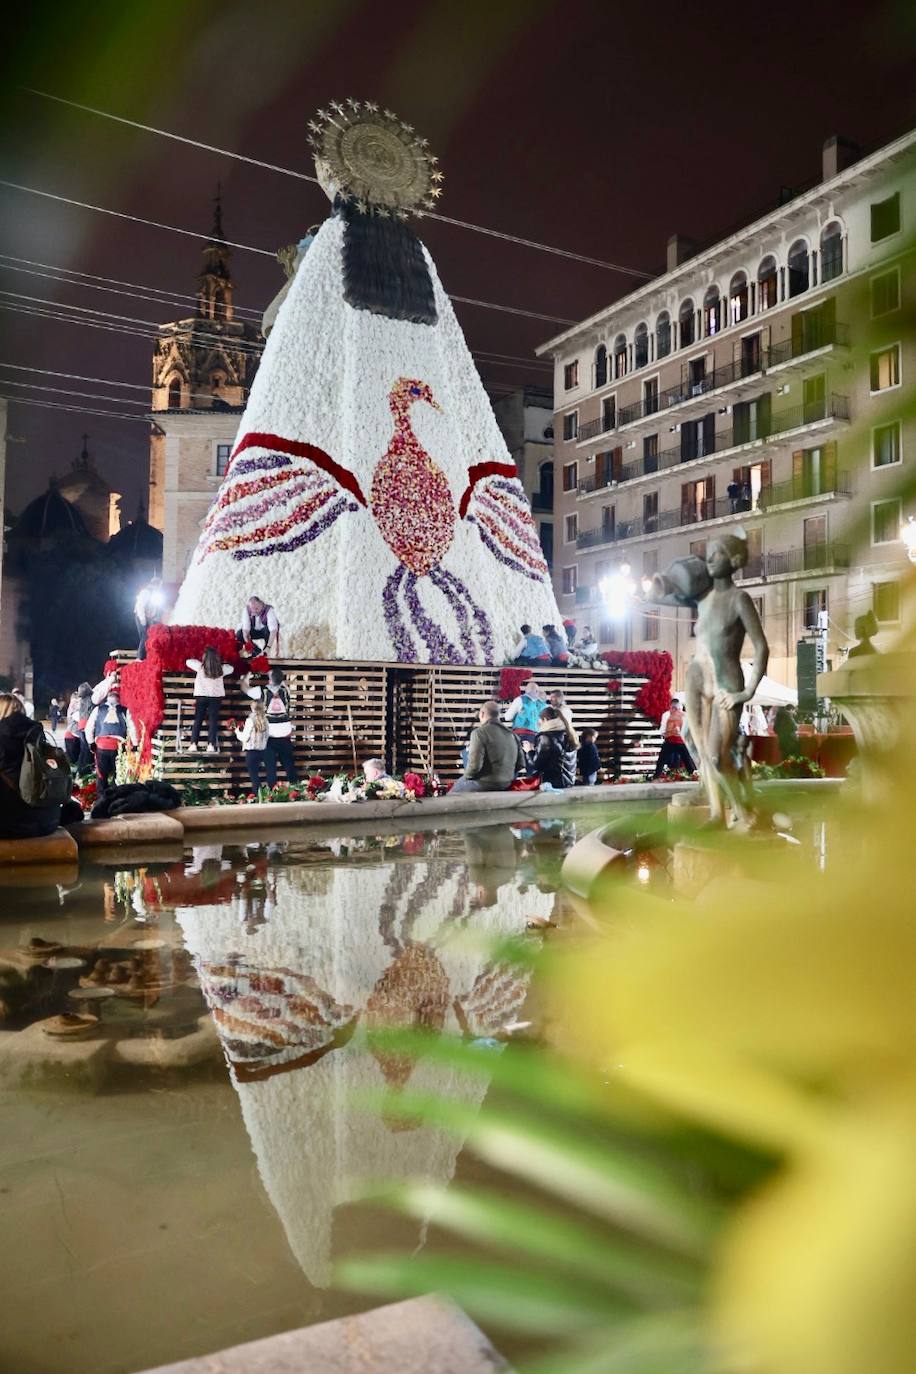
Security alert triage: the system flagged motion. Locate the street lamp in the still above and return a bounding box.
[901,515,916,565]
[599,560,637,650]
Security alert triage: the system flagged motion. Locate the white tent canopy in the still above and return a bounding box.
[742,661,798,706]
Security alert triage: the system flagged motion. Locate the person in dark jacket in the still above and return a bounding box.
[578,728,601,785]
[525,707,577,789]
[451,702,524,793]
[0,695,82,839]
[542,624,569,666]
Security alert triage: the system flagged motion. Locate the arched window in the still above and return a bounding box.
[613,333,628,379]
[594,343,608,388]
[820,222,843,283]
[703,285,721,337]
[167,376,182,409]
[788,239,810,297]
[757,255,778,310]
[678,299,695,348]
[656,310,671,359]
[729,271,749,325]
[634,322,649,369]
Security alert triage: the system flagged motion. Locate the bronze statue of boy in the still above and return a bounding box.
[650,529,768,826]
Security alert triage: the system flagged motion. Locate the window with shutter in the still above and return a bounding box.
[870,193,900,242]
[873,421,901,468]
[874,581,900,622]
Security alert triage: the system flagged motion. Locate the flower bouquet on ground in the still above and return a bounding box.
[754,755,826,781]
[72,775,98,812]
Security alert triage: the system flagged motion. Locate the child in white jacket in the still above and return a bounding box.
[236,701,269,793]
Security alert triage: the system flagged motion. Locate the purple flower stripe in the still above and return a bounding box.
[435,567,495,663]
[471,517,547,583]
[231,452,294,478]
[233,497,354,560]
[477,491,542,553]
[491,478,527,498]
[404,571,463,665]
[429,566,475,661]
[207,477,326,539]
[383,565,417,661]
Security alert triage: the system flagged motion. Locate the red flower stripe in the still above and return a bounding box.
[475,509,547,573]
[458,462,519,519]
[206,469,303,521]
[477,490,543,552]
[231,431,367,507]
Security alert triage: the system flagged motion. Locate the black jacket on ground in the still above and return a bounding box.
[527,727,577,789]
[0,714,67,838]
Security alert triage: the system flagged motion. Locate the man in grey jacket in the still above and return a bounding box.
[451,701,524,793]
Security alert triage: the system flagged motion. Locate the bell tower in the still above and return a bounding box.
[196,185,234,323]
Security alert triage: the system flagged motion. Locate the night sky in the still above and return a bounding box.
[1,0,914,520]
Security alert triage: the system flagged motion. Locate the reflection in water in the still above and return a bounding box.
[175,831,554,1287]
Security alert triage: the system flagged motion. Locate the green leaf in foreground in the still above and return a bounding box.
[336,1253,635,1336]
[368,1089,722,1258]
[379,1182,703,1305]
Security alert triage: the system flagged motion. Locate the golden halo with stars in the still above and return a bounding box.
[308,99,444,219]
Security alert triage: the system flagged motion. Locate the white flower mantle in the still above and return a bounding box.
[172,216,562,662]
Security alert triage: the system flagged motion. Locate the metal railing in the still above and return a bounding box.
[757,471,852,510]
[767,320,849,369]
[739,543,851,580]
[574,396,850,495]
[578,409,617,443]
[575,325,849,440]
[531,493,554,512]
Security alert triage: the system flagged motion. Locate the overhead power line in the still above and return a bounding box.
[0,392,155,424]
[0,180,576,324]
[22,87,653,279]
[0,377,150,407]
[0,361,228,407]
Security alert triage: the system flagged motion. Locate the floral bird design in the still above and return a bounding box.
[196,376,549,663]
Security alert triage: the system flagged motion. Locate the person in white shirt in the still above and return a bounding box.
[186,648,233,752]
[134,575,166,661]
[235,701,270,793]
[238,597,280,657]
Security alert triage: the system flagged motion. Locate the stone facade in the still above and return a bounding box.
[540,128,916,689]
[148,193,262,574]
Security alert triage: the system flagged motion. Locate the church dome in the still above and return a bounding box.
[107,515,163,562]
[10,484,89,542]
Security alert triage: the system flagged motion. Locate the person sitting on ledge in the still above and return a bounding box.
[0,694,82,839]
[451,701,524,794]
[238,596,280,657]
[511,623,551,667]
[524,706,578,790]
[578,625,599,658]
[363,757,392,784]
[543,623,569,666]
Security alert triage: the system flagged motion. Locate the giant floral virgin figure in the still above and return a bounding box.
[175,840,551,1288]
[172,101,562,662]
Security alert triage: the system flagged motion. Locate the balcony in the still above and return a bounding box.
[766,321,850,372]
[574,325,850,444]
[575,395,850,496]
[739,543,851,580]
[578,410,617,444]
[531,492,554,512]
[757,471,852,511]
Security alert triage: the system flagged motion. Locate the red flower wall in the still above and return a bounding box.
[601,649,673,724]
[107,625,269,762]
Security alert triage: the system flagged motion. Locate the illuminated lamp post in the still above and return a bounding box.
[599,561,637,652]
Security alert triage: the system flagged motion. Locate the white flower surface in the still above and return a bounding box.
[172,216,561,662]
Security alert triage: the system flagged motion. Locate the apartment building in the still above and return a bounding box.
[538,130,915,688]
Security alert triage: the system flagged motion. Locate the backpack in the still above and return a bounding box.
[18,725,73,808]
